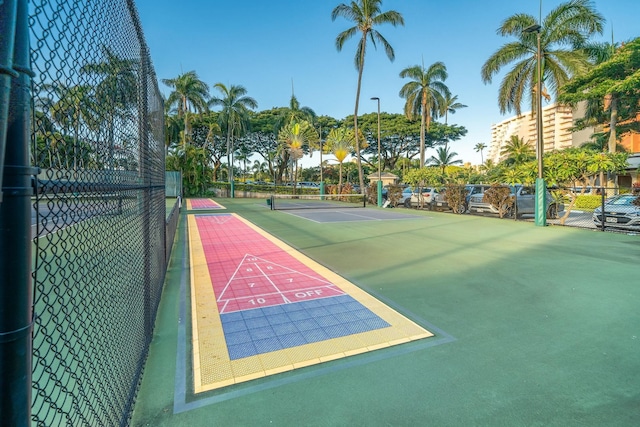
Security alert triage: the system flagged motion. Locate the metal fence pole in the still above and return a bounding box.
[0,0,34,424]
[601,187,605,232]
[0,0,19,203]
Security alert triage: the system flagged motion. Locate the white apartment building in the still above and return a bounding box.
[488,102,594,164]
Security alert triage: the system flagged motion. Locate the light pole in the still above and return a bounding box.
[523,23,546,226]
[371,97,382,207]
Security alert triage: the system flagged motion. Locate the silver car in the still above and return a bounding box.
[468,185,564,218]
[592,194,640,230]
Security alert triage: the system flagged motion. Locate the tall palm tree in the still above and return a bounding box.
[162,71,209,146]
[428,146,462,174]
[49,83,97,168]
[442,93,467,125]
[399,61,450,167]
[481,0,604,116]
[209,83,258,183]
[81,46,138,169]
[279,83,317,129]
[332,0,404,192]
[500,135,535,165]
[474,142,487,165]
[162,71,209,117]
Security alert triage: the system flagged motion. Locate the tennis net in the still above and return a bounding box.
[270,193,367,210]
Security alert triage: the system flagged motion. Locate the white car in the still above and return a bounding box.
[403,187,438,209]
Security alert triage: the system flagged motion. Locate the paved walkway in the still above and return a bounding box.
[132,198,640,426]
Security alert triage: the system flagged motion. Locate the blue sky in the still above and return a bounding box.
[136,0,638,165]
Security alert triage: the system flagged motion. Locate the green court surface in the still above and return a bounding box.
[132,198,640,426]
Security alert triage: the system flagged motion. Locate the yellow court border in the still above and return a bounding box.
[188,213,433,393]
[186,198,226,210]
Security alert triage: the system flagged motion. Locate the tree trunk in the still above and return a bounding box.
[420,93,426,167]
[607,95,618,188]
[353,36,367,194]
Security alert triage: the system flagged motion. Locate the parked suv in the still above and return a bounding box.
[468,185,563,218]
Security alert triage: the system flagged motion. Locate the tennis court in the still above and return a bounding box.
[267,193,424,223]
[133,197,640,426]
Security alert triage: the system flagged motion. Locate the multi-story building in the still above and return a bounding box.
[488,102,594,164]
[488,103,639,187]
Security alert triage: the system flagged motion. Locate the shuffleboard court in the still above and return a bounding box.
[188,213,433,392]
[187,198,226,210]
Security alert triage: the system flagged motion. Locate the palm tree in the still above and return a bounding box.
[81,46,138,169]
[474,142,487,165]
[209,83,258,183]
[500,135,535,165]
[428,146,462,174]
[332,0,404,192]
[481,0,604,116]
[277,121,319,189]
[325,127,356,192]
[49,83,97,168]
[442,93,467,125]
[279,83,316,129]
[162,71,209,146]
[399,61,450,167]
[164,113,183,154]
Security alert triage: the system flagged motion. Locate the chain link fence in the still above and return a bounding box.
[429,184,640,235]
[29,0,165,424]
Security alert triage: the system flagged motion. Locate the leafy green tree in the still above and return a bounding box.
[244,108,293,183]
[399,61,450,167]
[191,113,225,180]
[352,112,466,171]
[428,146,463,174]
[332,0,404,192]
[481,0,604,116]
[209,83,258,183]
[560,37,640,154]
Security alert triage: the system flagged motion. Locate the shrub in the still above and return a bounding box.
[443,184,468,213]
[387,184,404,207]
[482,185,514,218]
[574,195,601,210]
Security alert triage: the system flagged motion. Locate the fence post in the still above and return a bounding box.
[0,0,19,202]
[600,187,605,232]
[0,0,34,424]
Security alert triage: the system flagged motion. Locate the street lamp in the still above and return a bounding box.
[523,23,546,226]
[371,97,382,207]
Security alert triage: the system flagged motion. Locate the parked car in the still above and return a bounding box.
[431,184,490,213]
[296,181,320,189]
[468,185,564,218]
[592,194,640,230]
[402,187,438,208]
